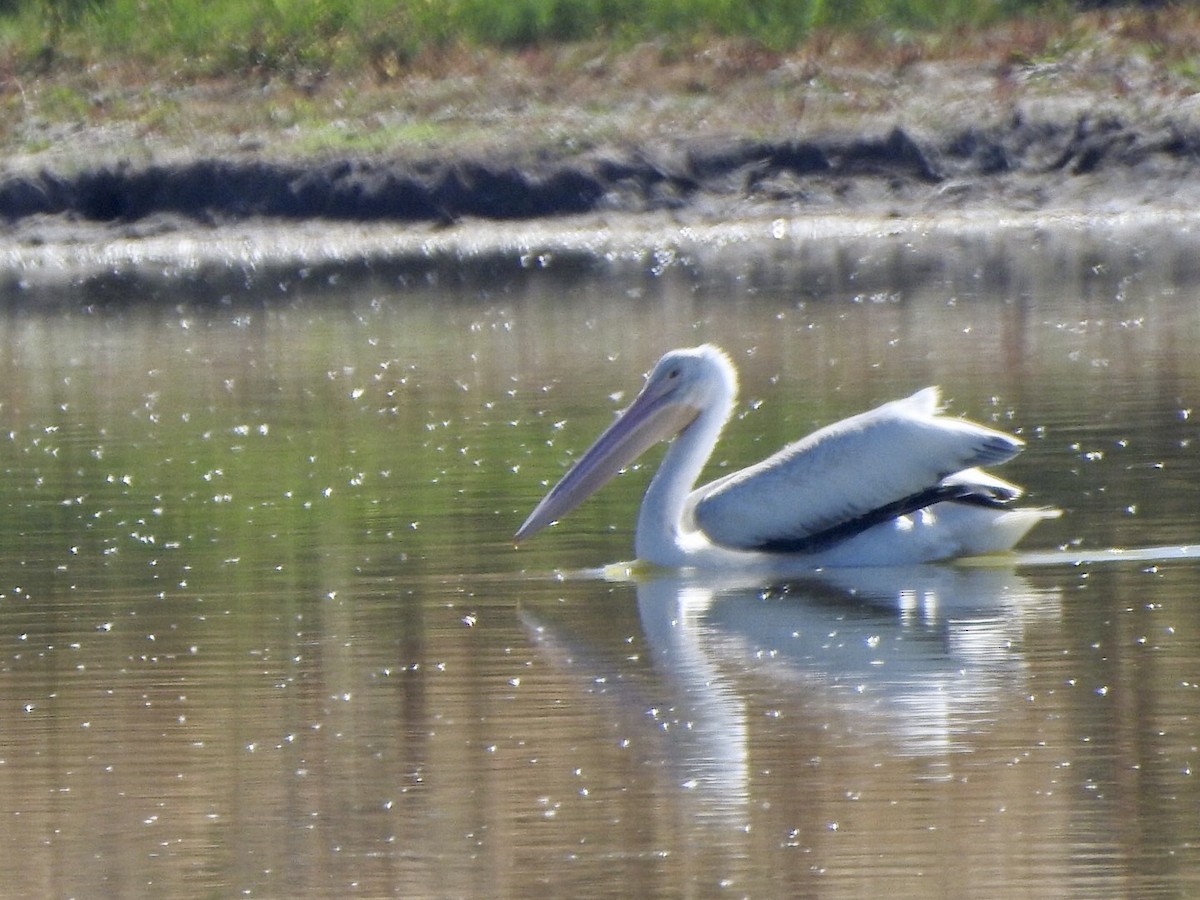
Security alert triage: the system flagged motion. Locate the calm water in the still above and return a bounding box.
[1,214,1199,896]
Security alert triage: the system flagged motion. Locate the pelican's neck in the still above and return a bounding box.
[635,395,730,563]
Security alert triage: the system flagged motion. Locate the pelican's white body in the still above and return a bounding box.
[516,345,1057,569]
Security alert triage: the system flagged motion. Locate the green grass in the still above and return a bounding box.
[1,0,1191,166]
[0,0,1074,77]
[288,118,468,156]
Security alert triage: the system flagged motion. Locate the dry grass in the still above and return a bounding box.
[1,7,1199,172]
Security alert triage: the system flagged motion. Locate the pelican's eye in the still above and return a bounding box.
[667,367,681,379]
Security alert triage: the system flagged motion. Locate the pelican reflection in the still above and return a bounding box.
[523,563,1061,817]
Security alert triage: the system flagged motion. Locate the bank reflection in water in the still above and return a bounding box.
[525,564,1061,818]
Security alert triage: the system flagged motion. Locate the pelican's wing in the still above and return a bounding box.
[691,388,1025,553]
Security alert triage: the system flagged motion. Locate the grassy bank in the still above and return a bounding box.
[0,1,1196,171]
[5,0,1077,77]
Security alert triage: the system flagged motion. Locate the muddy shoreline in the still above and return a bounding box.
[4,103,1200,248]
[5,24,1200,283]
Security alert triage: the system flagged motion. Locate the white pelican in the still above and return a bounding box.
[515,345,1058,569]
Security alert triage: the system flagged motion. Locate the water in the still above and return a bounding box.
[1,213,1199,896]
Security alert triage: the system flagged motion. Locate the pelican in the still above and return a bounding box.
[515,345,1058,569]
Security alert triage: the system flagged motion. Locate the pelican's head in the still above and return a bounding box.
[514,344,738,543]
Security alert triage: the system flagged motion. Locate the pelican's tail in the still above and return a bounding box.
[955,506,1062,557]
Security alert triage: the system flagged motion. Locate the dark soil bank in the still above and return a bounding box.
[3,110,1199,231]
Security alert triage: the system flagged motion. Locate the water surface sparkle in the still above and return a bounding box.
[0,216,1198,896]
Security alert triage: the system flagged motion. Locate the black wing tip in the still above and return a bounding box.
[951,485,1019,508]
[748,479,1021,556]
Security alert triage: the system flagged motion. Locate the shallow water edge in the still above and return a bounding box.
[5,206,1200,304]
